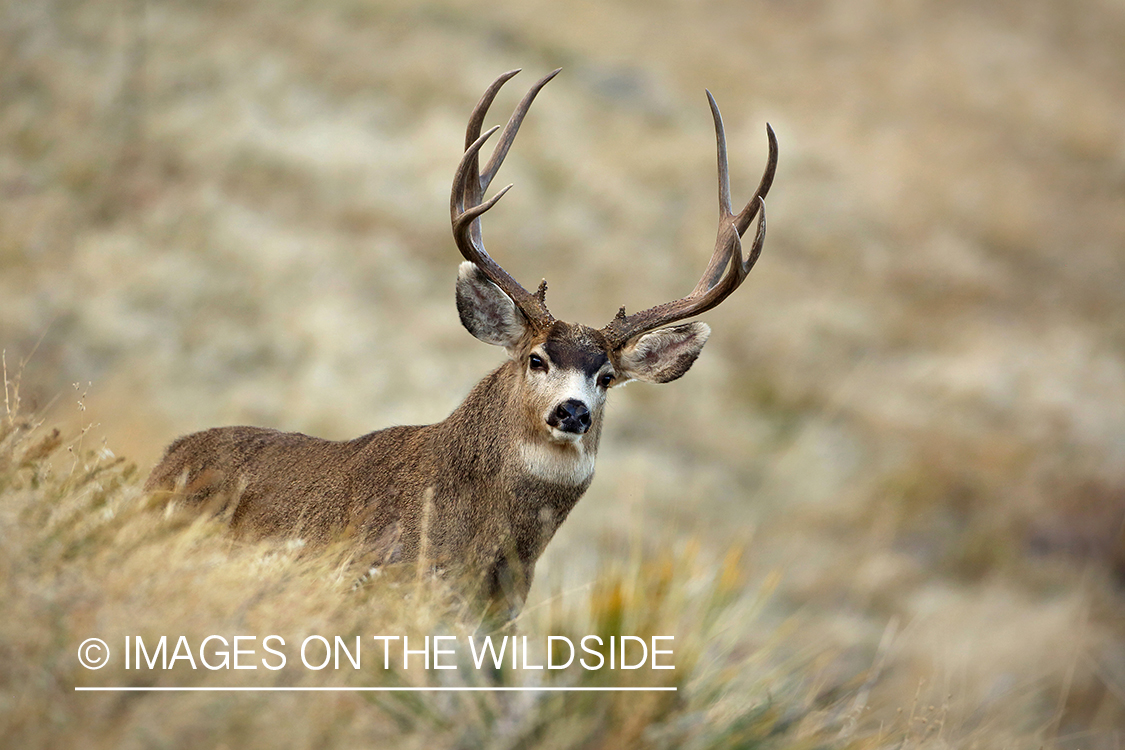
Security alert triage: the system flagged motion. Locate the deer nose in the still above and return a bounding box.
[551,399,591,434]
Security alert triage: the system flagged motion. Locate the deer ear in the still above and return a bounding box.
[456,261,529,350]
[616,322,710,384]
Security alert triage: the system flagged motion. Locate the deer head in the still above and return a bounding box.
[451,69,777,461]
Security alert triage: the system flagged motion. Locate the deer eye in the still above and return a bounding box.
[598,372,615,389]
[529,354,548,372]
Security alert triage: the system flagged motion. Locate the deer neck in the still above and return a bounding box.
[517,423,599,487]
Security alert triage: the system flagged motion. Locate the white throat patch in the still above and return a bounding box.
[519,439,596,486]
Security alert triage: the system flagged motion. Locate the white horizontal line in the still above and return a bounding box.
[75,686,676,692]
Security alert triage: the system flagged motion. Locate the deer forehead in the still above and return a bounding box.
[540,330,611,378]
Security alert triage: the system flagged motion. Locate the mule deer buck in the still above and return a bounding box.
[146,69,777,622]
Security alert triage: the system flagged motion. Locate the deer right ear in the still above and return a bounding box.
[456,261,529,350]
[616,321,711,384]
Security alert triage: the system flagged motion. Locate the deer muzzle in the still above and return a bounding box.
[549,399,591,435]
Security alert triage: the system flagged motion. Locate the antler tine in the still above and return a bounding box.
[600,93,775,350]
[464,70,521,150]
[451,70,560,330]
[712,91,733,219]
[480,68,561,193]
[735,122,777,235]
[691,90,736,297]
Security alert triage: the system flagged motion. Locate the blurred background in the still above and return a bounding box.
[2,0,1123,743]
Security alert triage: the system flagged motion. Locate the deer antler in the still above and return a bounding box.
[451,69,561,332]
[601,93,777,350]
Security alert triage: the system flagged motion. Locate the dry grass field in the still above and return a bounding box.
[2,0,1124,747]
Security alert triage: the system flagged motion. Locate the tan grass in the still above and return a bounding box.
[1,409,842,749]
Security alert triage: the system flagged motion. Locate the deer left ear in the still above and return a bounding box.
[456,261,529,350]
[616,322,710,384]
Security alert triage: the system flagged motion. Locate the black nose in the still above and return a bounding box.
[550,399,591,434]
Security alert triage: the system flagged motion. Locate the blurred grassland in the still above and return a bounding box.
[2,0,1125,746]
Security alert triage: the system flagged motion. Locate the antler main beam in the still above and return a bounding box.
[451,69,561,332]
[601,94,777,350]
